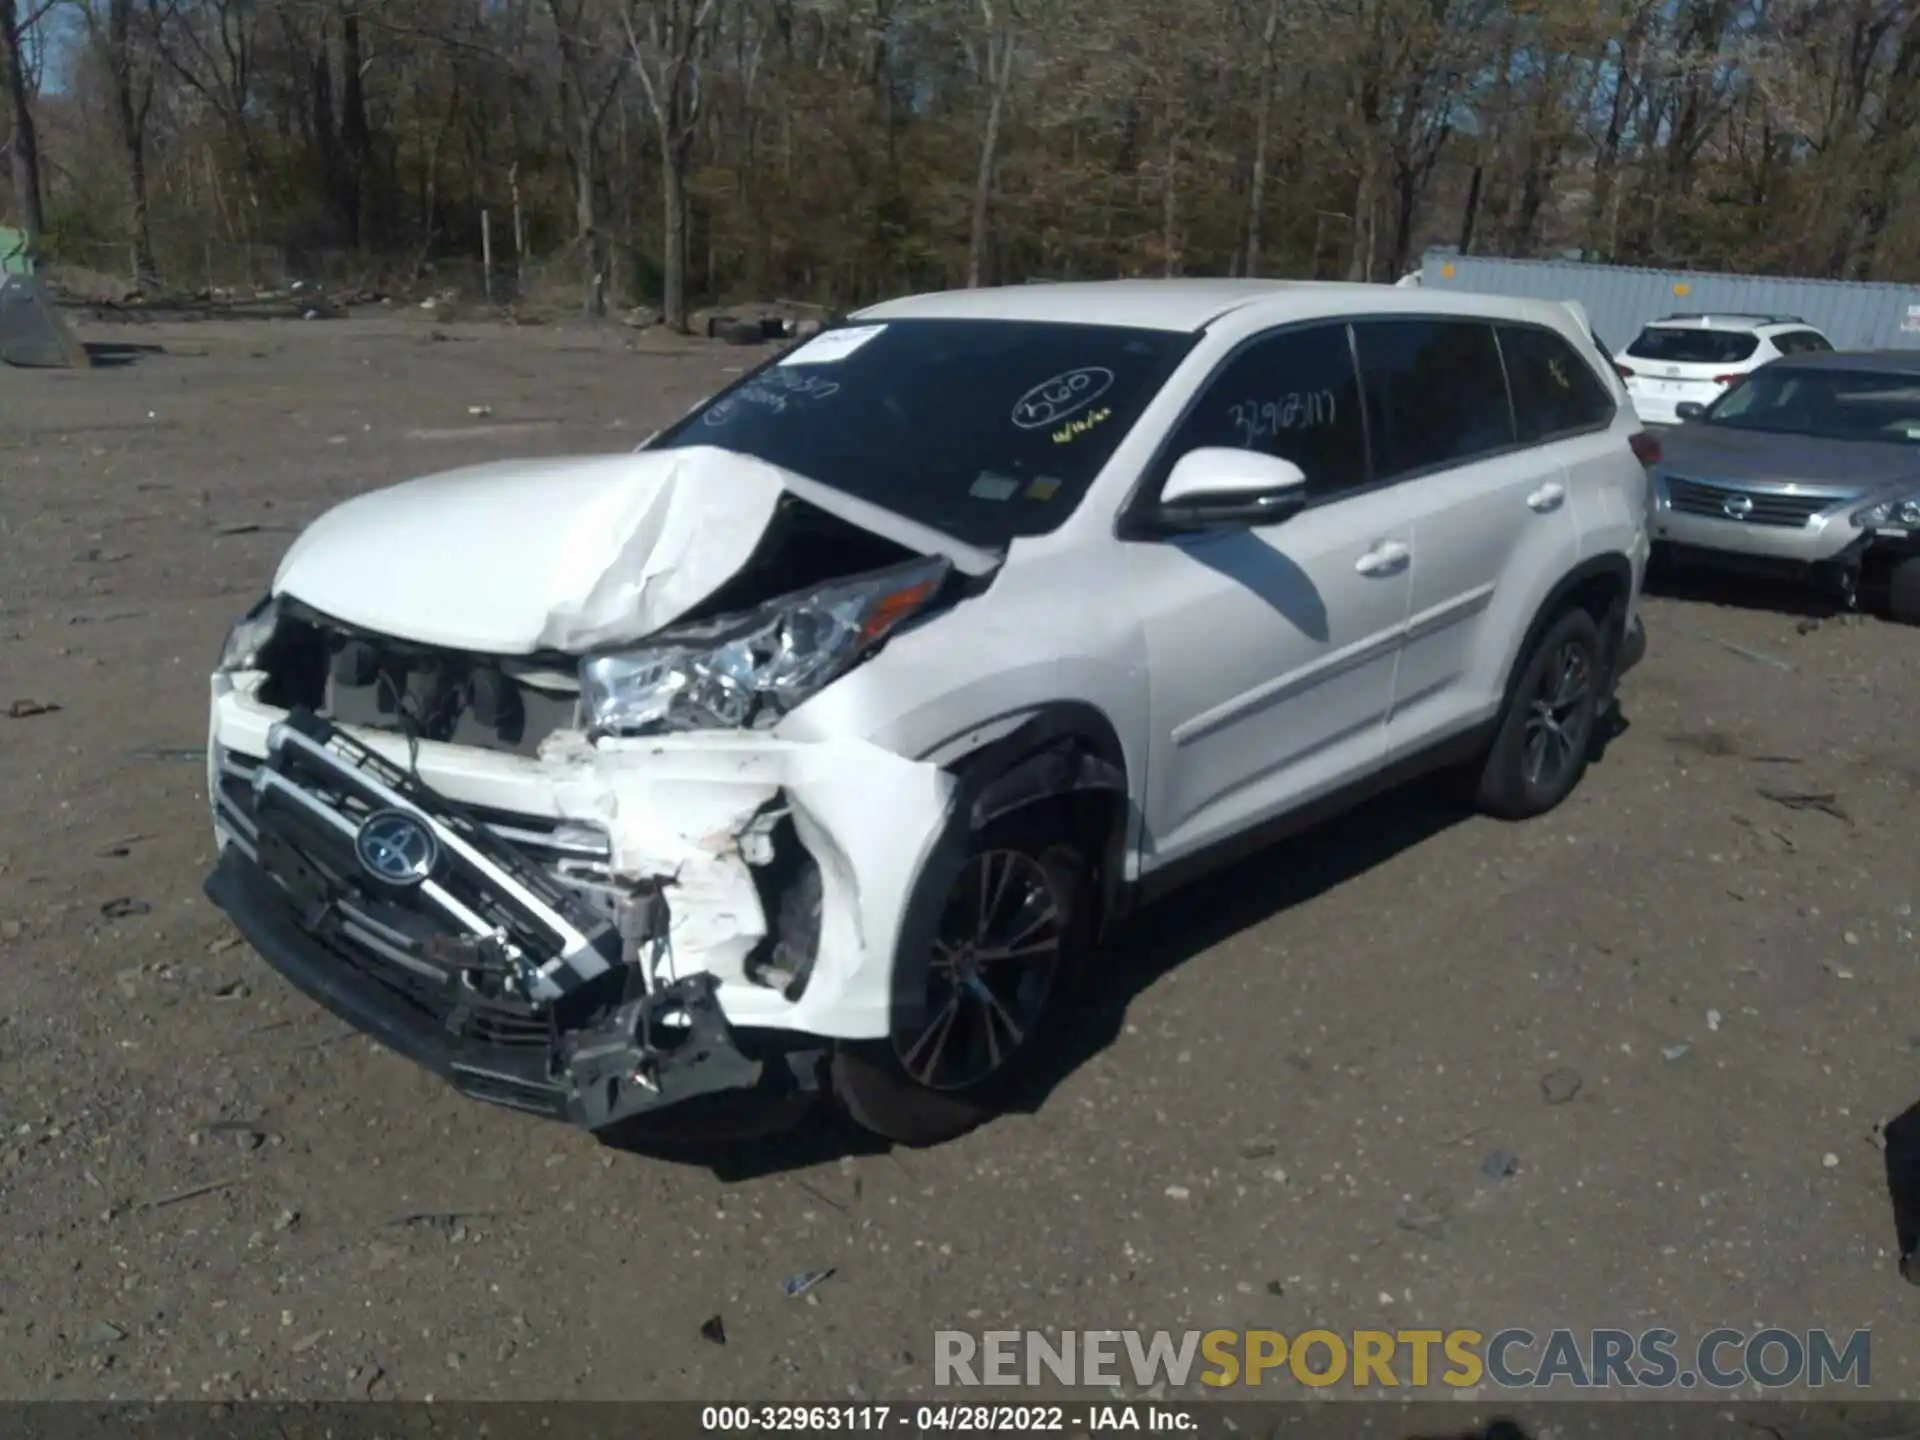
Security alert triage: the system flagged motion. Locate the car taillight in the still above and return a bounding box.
[1713,374,1743,387]
[1614,362,1636,378]
[1630,432,1661,467]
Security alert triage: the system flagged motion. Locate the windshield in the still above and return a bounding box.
[1704,368,1920,443]
[1626,327,1759,365]
[649,319,1195,548]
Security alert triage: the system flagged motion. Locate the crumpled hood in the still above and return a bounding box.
[271,445,998,654]
[1660,425,1920,492]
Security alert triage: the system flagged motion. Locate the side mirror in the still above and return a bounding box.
[1675,401,1708,422]
[1140,448,1310,534]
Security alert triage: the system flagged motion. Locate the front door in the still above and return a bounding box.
[1125,322,1412,870]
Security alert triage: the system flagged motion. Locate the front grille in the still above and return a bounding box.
[212,736,615,1047]
[1666,476,1841,528]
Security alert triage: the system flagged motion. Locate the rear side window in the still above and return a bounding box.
[1776,330,1832,355]
[1164,322,1368,500]
[1626,327,1760,365]
[1498,324,1616,440]
[1352,318,1515,480]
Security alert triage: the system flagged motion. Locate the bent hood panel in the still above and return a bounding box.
[270,445,998,655]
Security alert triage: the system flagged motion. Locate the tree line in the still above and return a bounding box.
[3,0,1918,329]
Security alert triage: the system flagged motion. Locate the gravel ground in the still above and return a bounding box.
[3,311,1919,1407]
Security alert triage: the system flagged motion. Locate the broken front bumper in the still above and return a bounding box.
[203,680,957,1129]
[203,708,775,1127]
[205,846,761,1124]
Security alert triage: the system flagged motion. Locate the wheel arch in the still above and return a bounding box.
[884,702,1134,1037]
[1499,551,1635,710]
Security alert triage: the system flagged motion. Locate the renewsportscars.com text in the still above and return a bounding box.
[933,1327,1871,1390]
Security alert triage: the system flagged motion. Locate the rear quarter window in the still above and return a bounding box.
[1777,330,1832,354]
[1625,328,1760,365]
[1498,324,1616,440]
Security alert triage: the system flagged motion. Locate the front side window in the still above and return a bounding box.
[1626,327,1760,365]
[1353,318,1515,480]
[649,319,1195,548]
[1160,322,1368,500]
[1705,367,1920,444]
[1499,323,1616,441]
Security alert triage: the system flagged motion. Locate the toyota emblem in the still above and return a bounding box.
[354,809,439,886]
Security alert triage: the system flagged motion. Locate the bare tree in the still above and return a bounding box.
[18,0,1920,306]
[548,0,629,316]
[626,0,719,329]
[965,0,1017,287]
[75,0,162,282]
[1243,0,1281,275]
[0,0,52,247]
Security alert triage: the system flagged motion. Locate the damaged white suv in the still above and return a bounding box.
[205,280,1651,1145]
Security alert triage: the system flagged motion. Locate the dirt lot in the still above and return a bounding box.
[3,310,1920,1406]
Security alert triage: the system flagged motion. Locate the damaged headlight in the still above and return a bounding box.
[1853,495,1920,530]
[216,594,282,673]
[579,557,949,736]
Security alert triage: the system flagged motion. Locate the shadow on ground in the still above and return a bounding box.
[604,711,1633,1180]
[82,341,167,368]
[1645,554,1845,619]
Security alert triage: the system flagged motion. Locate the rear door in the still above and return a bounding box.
[1356,317,1584,752]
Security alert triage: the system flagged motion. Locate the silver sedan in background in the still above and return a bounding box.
[1646,350,1920,622]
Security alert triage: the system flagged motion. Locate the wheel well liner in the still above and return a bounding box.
[946,701,1130,924]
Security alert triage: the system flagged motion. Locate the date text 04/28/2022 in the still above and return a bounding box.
[700,1406,1195,1433]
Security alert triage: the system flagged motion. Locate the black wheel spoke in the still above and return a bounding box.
[1518,637,1597,790]
[1552,644,1592,711]
[1523,721,1552,786]
[997,901,1059,953]
[969,976,1023,1068]
[901,994,962,1085]
[973,937,1059,966]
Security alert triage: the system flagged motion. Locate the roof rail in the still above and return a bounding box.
[1655,312,1806,326]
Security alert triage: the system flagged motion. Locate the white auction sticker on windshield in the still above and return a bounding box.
[779,324,887,366]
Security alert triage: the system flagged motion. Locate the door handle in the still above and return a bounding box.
[1527,481,1567,512]
[1355,540,1410,576]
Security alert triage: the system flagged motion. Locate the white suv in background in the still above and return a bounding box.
[1614,314,1834,426]
[203,281,1653,1147]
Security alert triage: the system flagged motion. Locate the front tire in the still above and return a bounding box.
[831,815,1092,1147]
[1475,607,1604,820]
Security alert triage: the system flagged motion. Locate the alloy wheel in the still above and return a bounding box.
[1522,638,1595,789]
[891,848,1066,1093]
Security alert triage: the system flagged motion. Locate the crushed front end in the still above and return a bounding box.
[204,669,956,1131]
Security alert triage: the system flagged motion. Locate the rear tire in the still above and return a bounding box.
[831,813,1093,1147]
[1475,607,1604,821]
[1888,556,1920,627]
